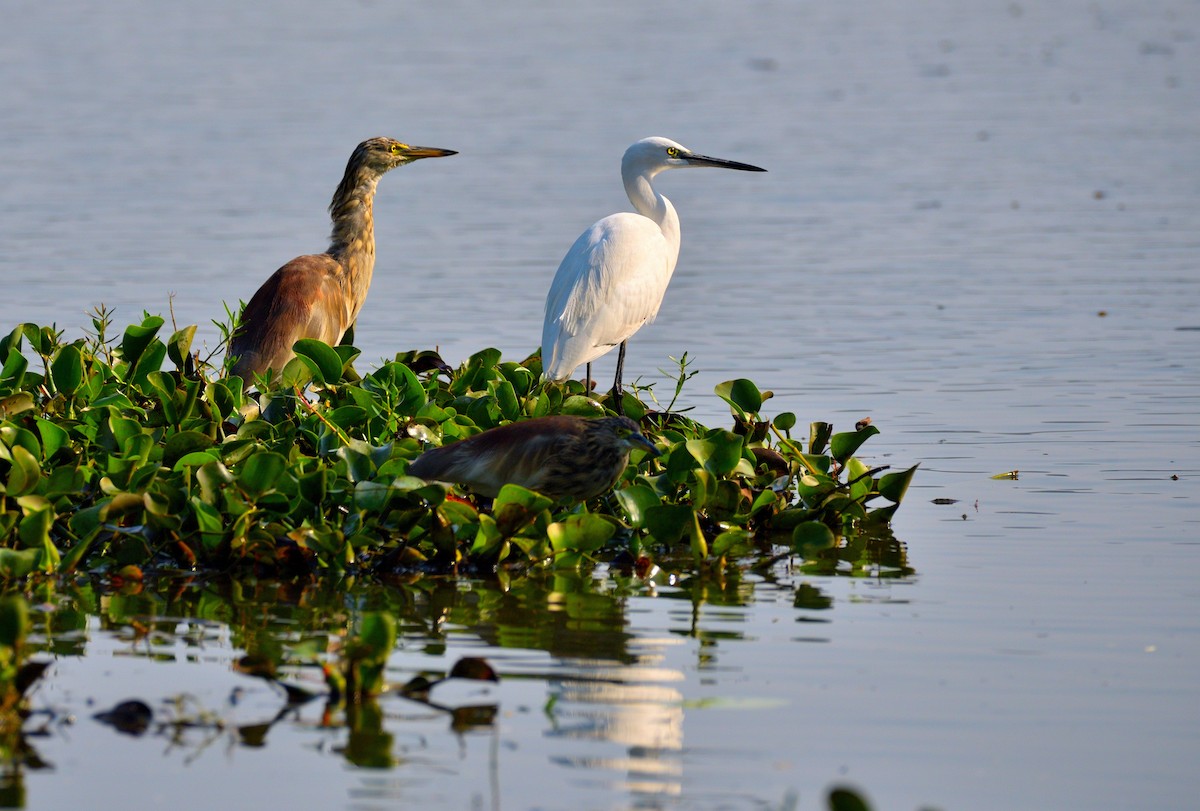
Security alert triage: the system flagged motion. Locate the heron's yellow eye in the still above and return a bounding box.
[390,143,406,155]
[666,147,679,158]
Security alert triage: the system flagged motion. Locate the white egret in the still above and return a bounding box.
[541,136,765,413]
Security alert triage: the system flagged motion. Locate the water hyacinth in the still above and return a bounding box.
[0,312,915,579]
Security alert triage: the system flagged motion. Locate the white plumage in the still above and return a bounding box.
[540,137,765,411]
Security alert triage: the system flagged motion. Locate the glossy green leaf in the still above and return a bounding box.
[685,430,744,477]
[614,484,659,528]
[294,338,344,385]
[846,457,872,501]
[129,340,167,388]
[878,463,918,503]
[829,425,880,463]
[0,349,28,390]
[711,528,752,557]
[687,509,707,561]
[167,325,197,369]
[808,421,832,455]
[493,484,554,537]
[163,430,214,469]
[51,344,84,394]
[280,355,316,389]
[5,446,41,497]
[559,394,605,417]
[0,548,38,580]
[119,316,164,369]
[714,378,763,415]
[774,411,797,432]
[34,418,68,460]
[238,451,288,496]
[548,513,615,554]
[0,392,34,419]
[644,504,693,545]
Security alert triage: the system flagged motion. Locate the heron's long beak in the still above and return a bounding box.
[684,152,766,172]
[629,432,663,458]
[402,145,458,160]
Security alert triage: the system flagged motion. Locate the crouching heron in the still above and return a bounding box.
[407,415,660,502]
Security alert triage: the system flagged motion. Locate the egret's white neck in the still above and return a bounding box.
[623,167,682,274]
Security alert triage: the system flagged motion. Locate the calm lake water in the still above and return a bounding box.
[3,0,1199,809]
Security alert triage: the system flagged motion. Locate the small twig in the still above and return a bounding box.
[293,385,353,446]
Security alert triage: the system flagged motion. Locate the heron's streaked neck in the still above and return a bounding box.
[327,169,383,307]
[624,169,682,271]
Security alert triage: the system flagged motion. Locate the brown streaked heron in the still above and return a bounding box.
[407,415,660,501]
[228,137,456,384]
[541,137,765,414]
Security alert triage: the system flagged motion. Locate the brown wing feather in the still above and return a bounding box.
[229,254,349,381]
[408,416,589,498]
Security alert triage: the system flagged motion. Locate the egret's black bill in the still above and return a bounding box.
[685,153,767,172]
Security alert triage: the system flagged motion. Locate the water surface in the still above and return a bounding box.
[2,1,1198,809]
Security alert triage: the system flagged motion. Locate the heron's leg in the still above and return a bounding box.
[610,342,627,416]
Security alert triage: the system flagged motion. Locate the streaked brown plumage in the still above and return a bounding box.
[228,137,456,384]
[408,415,660,501]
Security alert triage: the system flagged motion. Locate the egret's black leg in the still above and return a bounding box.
[610,342,627,416]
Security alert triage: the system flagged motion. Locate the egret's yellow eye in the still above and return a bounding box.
[666,147,679,158]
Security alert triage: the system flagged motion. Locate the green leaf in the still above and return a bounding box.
[470,513,505,558]
[714,378,763,416]
[280,355,316,389]
[774,411,797,432]
[878,464,919,503]
[829,425,880,464]
[614,484,659,528]
[792,521,836,558]
[119,316,164,368]
[293,338,344,385]
[0,549,38,580]
[51,344,84,395]
[559,394,605,417]
[34,419,69,460]
[5,445,41,497]
[0,349,29,390]
[489,379,520,421]
[18,497,58,570]
[163,431,216,469]
[711,528,752,557]
[493,484,554,537]
[685,430,744,477]
[846,457,872,501]
[238,451,288,496]
[0,392,34,419]
[548,513,615,554]
[808,421,832,455]
[167,325,197,369]
[129,340,167,388]
[687,509,707,561]
[644,504,694,545]
[204,380,240,421]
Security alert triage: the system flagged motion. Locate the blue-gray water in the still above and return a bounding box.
[3,1,1199,809]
